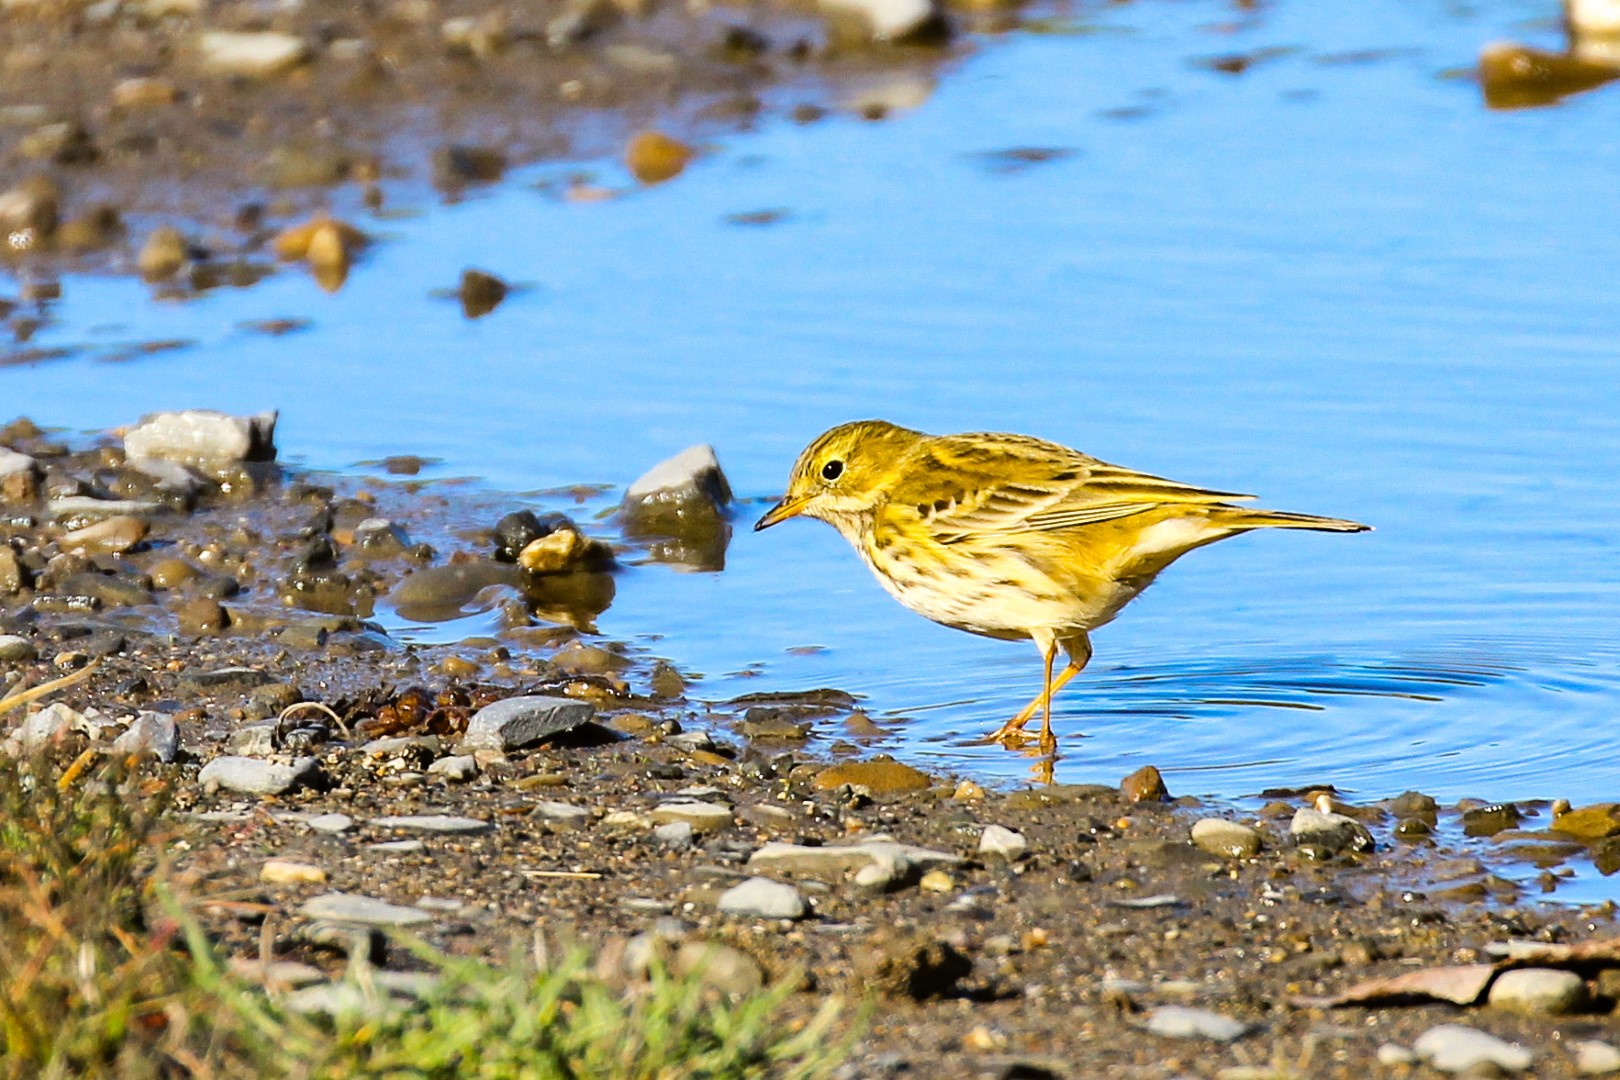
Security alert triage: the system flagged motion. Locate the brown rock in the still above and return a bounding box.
[176,597,229,635]
[853,932,972,1000]
[148,557,200,590]
[1552,803,1620,840]
[60,515,148,555]
[1121,764,1169,803]
[812,758,931,794]
[273,215,369,263]
[113,76,181,109]
[138,226,189,280]
[626,131,694,184]
[1479,42,1620,109]
[0,548,24,596]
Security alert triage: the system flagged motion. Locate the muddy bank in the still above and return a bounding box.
[4,412,1620,1078]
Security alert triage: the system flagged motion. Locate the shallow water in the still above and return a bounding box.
[7,1,1620,817]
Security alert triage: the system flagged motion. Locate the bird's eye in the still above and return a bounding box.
[821,459,844,482]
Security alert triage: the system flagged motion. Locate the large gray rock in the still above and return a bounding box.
[718,877,807,920]
[199,754,321,795]
[460,695,594,751]
[1413,1024,1533,1074]
[123,409,278,469]
[298,892,432,927]
[14,703,106,748]
[619,445,731,542]
[111,711,180,762]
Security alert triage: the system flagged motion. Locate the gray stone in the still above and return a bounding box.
[123,409,278,468]
[621,444,732,530]
[196,32,310,78]
[427,755,478,781]
[369,814,492,834]
[1413,1024,1533,1074]
[0,634,36,662]
[977,824,1027,860]
[1486,967,1588,1015]
[1143,1005,1249,1042]
[672,941,764,997]
[718,877,807,920]
[226,722,278,756]
[198,755,321,795]
[650,800,734,833]
[299,892,433,927]
[1191,818,1263,859]
[300,813,356,834]
[1376,1044,1418,1067]
[370,840,426,853]
[461,695,594,751]
[110,711,180,762]
[15,702,105,748]
[0,448,39,497]
[1576,1040,1620,1075]
[655,821,694,848]
[361,735,442,756]
[1290,807,1374,856]
[530,800,590,825]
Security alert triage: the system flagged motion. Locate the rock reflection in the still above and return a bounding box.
[389,558,615,632]
[1479,0,1620,112]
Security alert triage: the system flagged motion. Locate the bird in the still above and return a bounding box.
[754,420,1369,754]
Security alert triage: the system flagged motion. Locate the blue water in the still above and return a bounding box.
[5,0,1619,813]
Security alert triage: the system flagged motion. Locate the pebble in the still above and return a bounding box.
[1376,1043,1418,1066]
[919,870,955,893]
[0,447,40,503]
[300,813,355,834]
[0,552,24,597]
[751,839,963,878]
[460,695,594,751]
[261,859,327,885]
[1191,818,1262,859]
[458,268,508,318]
[625,131,696,185]
[300,893,432,926]
[1143,1005,1249,1042]
[15,702,102,748]
[1413,1024,1533,1074]
[110,711,180,762]
[1486,967,1588,1015]
[0,176,58,250]
[125,409,278,471]
[517,525,612,574]
[978,824,1028,860]
[112,76,181,109]
[718,876,808,920]
[60,515,148,555]
[812,759,931,794]
[137,226,188,279]
[650,799,734,833]
[1576,1040,1620,1075]
[1289,807,1374,856]
[369,814,493,834]
[198,755,321,795]
[176,597,229,635]
[370,840,426,853]
[655,821,695,848]
[427,754,478,781]
[197,30,312,78]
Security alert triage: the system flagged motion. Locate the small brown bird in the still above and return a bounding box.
[755,420,1369,753]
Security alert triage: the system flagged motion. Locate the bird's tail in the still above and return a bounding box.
[1211,507,1371,533]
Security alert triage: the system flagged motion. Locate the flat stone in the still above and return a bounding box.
[530,800,590,825]
[48,497,161,522]
[198,755,321,795]
[58,516,149,555]
[718,877,808,920]
[226,722,278,756]
[196,32,310,78]
[369,814,492,834]
[1191,818,1262,859]
[977,824,1028,860]
[261,859,327,885]
[749,839,963,880]
[300,812,355,834]
[370,840,426,853]
[1486,968,1588,1015]
[299,892,432,927]
[1576,1040,1620,1075]
[1413,1024,1533,1074]
[427,754,478,781]
[15,702,105,747]
[1143,1005,1249,1042]
[655,821,694,848]
[110,711,180,762]
[460,695,594,751]
[361,735,441,756]
[812,759,931,794]
[1376,1044,1418,1067]
[1290,807,1374,856]
[180,667,274,693]
[651,800,734,833]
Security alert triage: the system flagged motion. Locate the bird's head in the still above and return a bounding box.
[755,419,922,532]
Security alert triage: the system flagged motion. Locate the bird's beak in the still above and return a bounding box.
[754,496,810,532]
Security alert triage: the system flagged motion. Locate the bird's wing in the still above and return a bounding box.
[891,433,1253,544]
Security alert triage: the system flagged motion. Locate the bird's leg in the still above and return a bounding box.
[988,637,1061,748]
[1037,635,1092,754]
